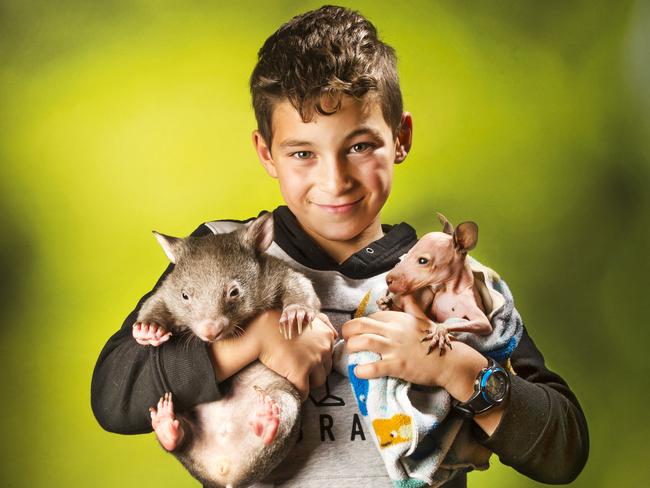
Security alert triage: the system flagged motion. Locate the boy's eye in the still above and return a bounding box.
[291,151,313,160]
[418,257,429,265]
[350,142,374,153]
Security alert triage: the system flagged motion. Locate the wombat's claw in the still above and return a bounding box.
[133,321,172,347]
[150,392,183,451]
[249,386,281,446]
[422,324,453,356]
[376,295,393,311]
[280,304,316,339]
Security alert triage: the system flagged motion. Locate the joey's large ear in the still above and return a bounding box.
[453,221,478,253]
[436,212,454,235]
[243,212,274,253]
[152,231,184,263]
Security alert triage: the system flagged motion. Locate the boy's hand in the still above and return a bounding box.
[342,311,488,401]
[253,310,336,401]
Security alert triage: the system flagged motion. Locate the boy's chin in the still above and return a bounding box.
[304,218,375,243]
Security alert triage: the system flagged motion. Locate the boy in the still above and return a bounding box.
[91,5,588,487]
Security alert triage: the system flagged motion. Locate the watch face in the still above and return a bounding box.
[484,371,508,402]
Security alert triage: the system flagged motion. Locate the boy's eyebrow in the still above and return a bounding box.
[344,126,385,142]
[278,138,315,149]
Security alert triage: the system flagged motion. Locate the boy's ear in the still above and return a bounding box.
[252,130,278,178]
[394,112,413,164]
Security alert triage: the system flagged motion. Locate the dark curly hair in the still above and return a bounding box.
[250,5,403,146]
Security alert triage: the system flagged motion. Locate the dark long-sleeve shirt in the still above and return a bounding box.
[91,206,588,486]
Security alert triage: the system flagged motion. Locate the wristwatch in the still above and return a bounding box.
[452,357,510,418]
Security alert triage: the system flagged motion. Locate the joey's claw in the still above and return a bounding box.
[422,324,452,356]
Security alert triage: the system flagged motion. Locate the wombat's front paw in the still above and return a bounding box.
[150,392,184,452]
[133,321,172,346]
[280,304,317,339]
[422,323,454,356]
[376,294,394,311]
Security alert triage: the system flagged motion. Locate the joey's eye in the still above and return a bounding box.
[181,291,190,300]
[418,257,429,265]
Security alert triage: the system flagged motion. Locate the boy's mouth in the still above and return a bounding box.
[313,196,364,214]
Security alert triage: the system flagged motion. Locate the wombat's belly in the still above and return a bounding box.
[177,362,302,488]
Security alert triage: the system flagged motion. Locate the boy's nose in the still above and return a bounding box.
[319,158,353,195]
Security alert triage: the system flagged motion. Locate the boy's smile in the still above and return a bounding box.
[253,95,412,263]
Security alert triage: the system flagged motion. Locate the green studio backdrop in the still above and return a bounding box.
[1,1,648,487]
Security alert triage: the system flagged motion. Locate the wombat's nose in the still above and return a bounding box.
[196,318,228,342]
[204,330,221,341]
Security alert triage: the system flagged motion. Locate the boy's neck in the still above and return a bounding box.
[301,216,385,265]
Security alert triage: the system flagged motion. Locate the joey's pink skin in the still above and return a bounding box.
[380,213,493,354]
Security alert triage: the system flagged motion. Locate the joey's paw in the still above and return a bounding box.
[132,321,172,346]
[421,323,454,356]
[279,304,317,339]
[150,392,183,451]
[249,386,281,446]
[376,295,393,311]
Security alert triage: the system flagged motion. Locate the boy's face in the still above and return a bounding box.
[253,95,412,249]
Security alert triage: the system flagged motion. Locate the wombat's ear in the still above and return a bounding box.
[243,212,274,253]
[453,222,478,253]
[436,212,454,235]
[152,231,184,263]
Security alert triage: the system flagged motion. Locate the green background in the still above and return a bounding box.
[1,1,648,486]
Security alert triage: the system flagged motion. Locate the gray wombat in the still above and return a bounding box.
[132,213,323,488]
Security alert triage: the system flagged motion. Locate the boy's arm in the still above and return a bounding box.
[344,278,589,485]
[472,326,590,484]
[91,223,225,434]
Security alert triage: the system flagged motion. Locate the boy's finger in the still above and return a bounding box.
[342,317,389,339]
[354,359,399,379]
[346,333,391,355]
[316,312,339,338]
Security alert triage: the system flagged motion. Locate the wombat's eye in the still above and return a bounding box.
[227,285,240,300]
[181,291,190,300]
[418,257,429,265]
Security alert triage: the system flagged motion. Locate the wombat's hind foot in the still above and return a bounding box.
[422,323,454,356]
[133,322,172,346]
[280,304,316,339]
[249,386,281,446]
[150,392,184,451]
